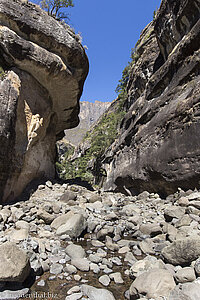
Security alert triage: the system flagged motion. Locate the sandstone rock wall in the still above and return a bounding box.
[0,0,88,202]
[102,0,200,196]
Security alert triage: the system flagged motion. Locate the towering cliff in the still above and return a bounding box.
[0,0,88,202]
[64,101,110,146]
[102,0,200,196]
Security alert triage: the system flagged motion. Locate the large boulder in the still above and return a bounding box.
[102,0,200,196]
[56,212,86,239]
[169,282,200,300]
[0,242,31,282]
[0,0,88,203]
[161,237,200,266]
[129,269,176,299]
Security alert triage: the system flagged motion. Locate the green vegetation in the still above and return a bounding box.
[115,46,139,98]
[0,66,5,79]
[40,0,74,20]
[56,103,126,184]
[153,7,158,20]
[56,39,142,186]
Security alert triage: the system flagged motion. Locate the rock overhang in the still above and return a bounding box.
[0,0,89,202]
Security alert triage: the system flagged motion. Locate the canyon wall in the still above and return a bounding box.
[0,0,88,202]
[102,0,200,196]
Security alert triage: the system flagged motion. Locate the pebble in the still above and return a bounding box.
[99,275,110,286]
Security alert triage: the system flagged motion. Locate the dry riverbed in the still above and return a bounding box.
[0,181,200,299]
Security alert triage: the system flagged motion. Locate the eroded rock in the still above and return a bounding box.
[0,0,88,203]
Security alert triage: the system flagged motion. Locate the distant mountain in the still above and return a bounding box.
[64,101,110,146]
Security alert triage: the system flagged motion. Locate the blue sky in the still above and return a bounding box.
[31,0,161,102]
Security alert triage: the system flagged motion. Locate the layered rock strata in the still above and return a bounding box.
[0,0,88,202]
[102,0,200,196]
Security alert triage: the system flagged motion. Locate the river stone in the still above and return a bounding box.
[130,256,166,279]
[181,282,200,299]
[89,254,102,264]
[15,220,30,230]
[81,284,116,300]
[60,191,77,203]
[7,228,29,243]
[56,213,86,239]
[189,201,200,210]
[51,212,75,230]
[194,258,200,276]
[50,263,63,275]
[0,242,31,282]
[71,258,90,272]
[109,272,124,284]
[66,244,86,259]
[65,293,83,300]
[0,288,29,299]
[164,206,185,222]
[99,275,110,286]
[37,209,54,224]
[64,264,77,274]
[188,192,200,201]
[161,237,200,266]
[90,263,100,274]
[91,240,104,247]
[89,194,102,203]
[139,223,162,237]
[175,267,196,283]
[169,282,200,300]
[129,269,176,299]
[169,287,191,300]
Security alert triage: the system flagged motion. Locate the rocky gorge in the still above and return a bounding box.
[67,0,200,196]
[0,0,200,299]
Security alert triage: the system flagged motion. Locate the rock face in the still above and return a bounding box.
[0,0,88,202]
[102,0,200,196]
[64,101,110,146]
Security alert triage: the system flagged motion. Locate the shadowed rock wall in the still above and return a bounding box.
[0,0,88,202]
[102,0,200,196]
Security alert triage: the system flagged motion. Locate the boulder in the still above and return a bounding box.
[66,244,86,259]
[175,267,196,283]
[56,213,86,239]
[51,212,75,230]
[164,207,185,222]
[129,269,176,299]
[169,282,200,300]
[37,209,54,224]
[81,284,116,300]
[71,258,90,272]
[139,223,162,237]
[162,237,200,266]
[0,0,88,203]
[0,242,31,282]
[130,256,166,279]
[59,191,77,203]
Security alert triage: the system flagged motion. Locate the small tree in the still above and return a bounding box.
[40,0,74,20]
